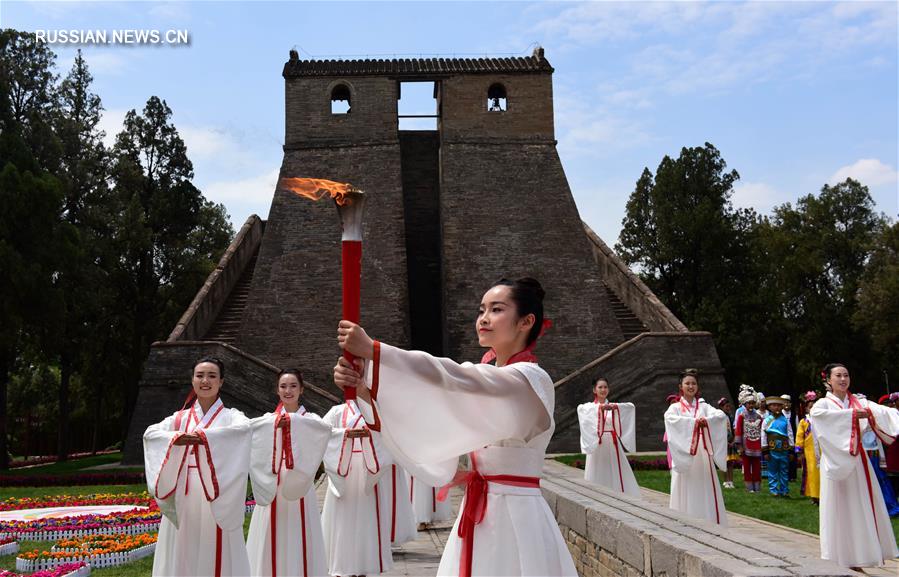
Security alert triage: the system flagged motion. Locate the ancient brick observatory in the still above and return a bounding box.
[123,47,727,463]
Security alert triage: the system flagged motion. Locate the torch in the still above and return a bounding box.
[277,177,365,401]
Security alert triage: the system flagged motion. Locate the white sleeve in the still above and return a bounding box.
[616,402,637,453]
[143,415,183,527]
[199,411,251,531]
[809,400,856,481]
[577,403,599,455]
[360,342,549,486]
[664,404,697,474]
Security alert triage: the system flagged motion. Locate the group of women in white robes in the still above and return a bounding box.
[144,360,419,577]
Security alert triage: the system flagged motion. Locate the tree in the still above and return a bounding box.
[757,179,886,391]
[616,143,773,387]
[48,50,109,460]
[108,96,233,435]
[853,222,899,386]
[0,30,67,469]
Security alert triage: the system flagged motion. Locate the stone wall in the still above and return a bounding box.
[583,223,687,334]
[439,141,625,384]
[550,333,729,452]
[168,215,264,341]
[121,340,339,464]
[237,144,411,392]
[542,460,854,577]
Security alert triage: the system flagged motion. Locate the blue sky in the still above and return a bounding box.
[5,1,897,243]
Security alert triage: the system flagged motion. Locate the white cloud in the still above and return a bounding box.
[732,181,781,212]
[202,167,279,203]
[97,107,128,149]
[179,125,237,159]
[829,159,899,187]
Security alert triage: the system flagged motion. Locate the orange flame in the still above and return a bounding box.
[278,177,361,206]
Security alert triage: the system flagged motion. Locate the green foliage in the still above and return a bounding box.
[0,30,233,468]
[617,143,895,395]
[853,222,899,374]
[756,178,888,390]
[616,143,773,387]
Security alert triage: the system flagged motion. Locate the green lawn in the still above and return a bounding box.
[557,454,899,537]
[4,452,142,477]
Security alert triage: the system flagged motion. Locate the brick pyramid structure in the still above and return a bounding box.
[123,48,727,463]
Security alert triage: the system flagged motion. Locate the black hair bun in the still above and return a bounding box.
[516,277,545,302]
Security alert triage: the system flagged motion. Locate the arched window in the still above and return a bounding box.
[487,83,507,112]
[331,84,351,114]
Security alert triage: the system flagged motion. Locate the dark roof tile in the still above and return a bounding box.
[283,50,553,78]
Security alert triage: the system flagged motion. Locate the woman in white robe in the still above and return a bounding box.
[246,369,332,577]
[577,376,640,497]
[809,363,899,569]
[382,463,418,546]
[321,398,393,576]
[407,473,453,526]
[335,277,577,577]
[143,357,252,577]
[664,368,729,526]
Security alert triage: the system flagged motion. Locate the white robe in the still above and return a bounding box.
[407,472,453,525]
[577,401,641,497]
[321,400,393,576]
[382,463,418,545]
[664,397,729,526]
[357,342,577,577]
[143,399,252,577]
[246,406,332,577]
[809,393,899,567]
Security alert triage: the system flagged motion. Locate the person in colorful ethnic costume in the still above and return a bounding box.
[762,396,793,496]
[795,392,821,503]
[734,384,763,492]
[334,277,577,577]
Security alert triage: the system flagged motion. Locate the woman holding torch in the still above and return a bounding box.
[333,277,577,577]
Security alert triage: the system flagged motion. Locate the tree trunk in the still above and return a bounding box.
[0,348,11,470]
[57,358,72,462]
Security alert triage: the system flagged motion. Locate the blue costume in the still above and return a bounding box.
[764,413,792,496]
[862,430,899,517]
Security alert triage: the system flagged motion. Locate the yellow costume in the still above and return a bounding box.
[795,417,820,499]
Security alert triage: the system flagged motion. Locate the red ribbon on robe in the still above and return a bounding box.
[842,394,883,541]
[437,453,540,577]
[689,417,721,525]
[596,403,626,491]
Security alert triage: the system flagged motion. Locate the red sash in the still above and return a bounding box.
[437,453,540,577]
[597,403,626,492]
[689,414,721,525]
[829,394,883,542]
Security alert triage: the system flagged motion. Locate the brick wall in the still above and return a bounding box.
[237,144,410,393]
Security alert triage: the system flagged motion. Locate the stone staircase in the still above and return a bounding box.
[602,281,647,340]
[203,250,259,343]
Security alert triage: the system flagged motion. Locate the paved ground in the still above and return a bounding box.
[639,487,899,577]
[316,468,898,577]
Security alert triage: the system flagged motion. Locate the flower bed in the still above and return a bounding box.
[0,561,90,577]
[0,508,160,541]
[8,451,119,470]
[0,536,18,556]
[0,493,152,512]
[17,533,156,572]
[0,472,145,488]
